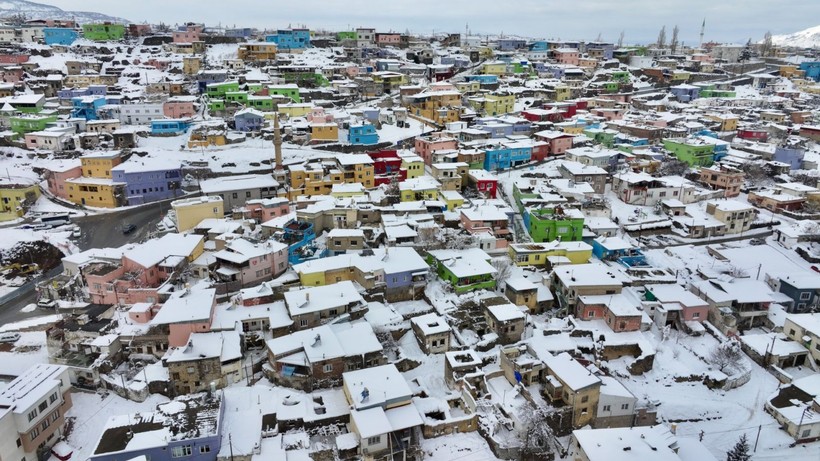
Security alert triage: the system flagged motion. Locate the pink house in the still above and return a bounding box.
[151,288,217,347]
[163,96,197,118]
[306,107,334,123]
[144,58,171,71]
[644,284,709,324]
[534,130,574,158]
[460,205,511,248]
[243,197,290,222]
[376,33,401,46]
[576,295,643,332]
[0,67,24,83]
[45,161,82,200]
[84,262,127,304]
[172,24,203,43]
[553,48,580,66]
[128,302,157,324]
[213,237,289,287]
[415,135,458,165]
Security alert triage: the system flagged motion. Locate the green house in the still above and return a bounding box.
[224,91,249,104]
[610,71,631,83]
[336,31,357,41]
[268,85,301,103]
[603,81,619,93]
[281,72,329,88]
[82,23,125,41]
[583,128,617,147]
[209,99,225,112]
[10,114,58,134]
[246,83,264,93]
[206,81,240,98]
[426,248,497,294]
[662,138,715,167]
[247,96,275,111]
[526,207,584,243]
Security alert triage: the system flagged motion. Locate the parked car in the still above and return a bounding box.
[0,332,20,343]
[749,238,765,246]
[811,265,820,274]
[37,298,57,309]
[71,227,81,238]
[122,223,137,234]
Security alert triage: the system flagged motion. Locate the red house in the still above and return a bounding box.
[736,128,768,142]
[466,169,499,198]
[368,150,407,186]
[0,54,29,65]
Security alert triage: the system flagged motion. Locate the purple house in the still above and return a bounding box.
[773,146,804,170]
[670,84,700,103]
[57,84,107,101]
[111,159,183,205]
[234,108,265,132]
[378,247,429,301]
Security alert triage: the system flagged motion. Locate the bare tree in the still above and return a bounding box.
[659,158,690,176]
[709,340,744,374]
[761,31,773,57]
[520,404,559,459]
[491,258,513,285]
[670,25,680,54]
[656,26,667,49]
[617,31,625,48]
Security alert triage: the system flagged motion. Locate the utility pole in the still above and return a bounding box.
[756,263,762,280]
[229,433,234,461]
[753,424,762,452]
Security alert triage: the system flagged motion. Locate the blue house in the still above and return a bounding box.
[58,84,107,101]
[43,27,79,46]
[528,41,550,52]
[111,161,183,205]
[71,95,107,120]
[151,119,191,136]
[234,108,265,132]
[465,75,499,85]
[88,393,224,461]
[670,84,700,103]
[483,142,532,170]
[777,274,820,312]
[266,28,311,50]
[497,38,527,51]
[799,62,820,82]
[196,70,228,94]
[225,27,254,38]
[591,236,647,267]
[348,123,379,145]
[773,146,805,170]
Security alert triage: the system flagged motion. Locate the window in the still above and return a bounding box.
[602,405,611,412]
[16,438,21,447]
[789,329,796,336]
[38,401,48,412]
[367,435,381,445]
[51,411,59,422]
[27,409,37,422]
[693,312,700,319]
[171,445,193,458]
[232,193,238,199]
[300,319,308,327]
[621,403,629,410]
[323,364,333,373]
[800,292,811,300]
[580,395,589,403]
[29,427,39,440]
[199,445,210,454]
[41,420,49,431]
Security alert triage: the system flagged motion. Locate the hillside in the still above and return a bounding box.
[0,0,127,25]
[770,24,820,48]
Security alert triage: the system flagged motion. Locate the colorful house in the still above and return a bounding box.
[151,119,191,136]
[509,241,592,267]
[172,196,225,232]
[267,84,301,102]
[111,160,183,205]
[348,123,379,145]
[0,181,39,221]
[526,206,585,242]
[265,28,311,50]
[71,96,107,120]
[234,108,266,132]
[309,123,339,141]
[662,138,715,167]
[43,27,78,45]
[82,23,125,41]
[466,169,499,198]
[427,248,497,294]
[483,141,532,171]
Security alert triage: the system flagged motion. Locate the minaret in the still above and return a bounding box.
[699,18,705,48]
[272,112,286,185]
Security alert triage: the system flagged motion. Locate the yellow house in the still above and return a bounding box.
[330,183,366,198]
[705,114,738,132]
[404,85,463,125]
[0,183,39,221]
[237,42,277,62]
[80,152,122,179]
[468,93,515,116]
[172,195,225,232]
[779,65,805,79]
[65,177,126,208]
[309,123,339,141]
[277,103,313,118]
[439,190,465,211]
[509,241,593,267]
[182,56,202,75]
[671,71,691,82]
[399,153,425,179]
[481,61,507,75]
[558,124,586,135]
[554,85,571,102]
[399,176,440,202]
[456,81,480,93]
[287,163,343,199]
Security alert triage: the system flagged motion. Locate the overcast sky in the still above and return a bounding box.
[40,0,819,45]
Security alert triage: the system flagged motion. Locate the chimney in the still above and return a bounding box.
[273,112,283,171]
